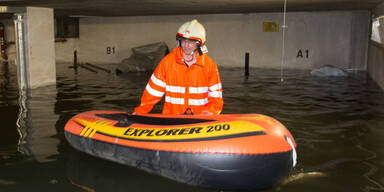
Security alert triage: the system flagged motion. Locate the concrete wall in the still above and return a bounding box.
[2,10,371,70]
[25,7,56,88]
[368,2,384,91]
[374,1,384,14]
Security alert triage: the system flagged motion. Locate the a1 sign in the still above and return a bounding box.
[297,49,309,58]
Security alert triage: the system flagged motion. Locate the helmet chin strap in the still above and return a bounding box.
[183,52,195,62]
[197,47,203,55]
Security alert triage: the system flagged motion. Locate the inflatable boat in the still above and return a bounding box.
[64,110,297,190]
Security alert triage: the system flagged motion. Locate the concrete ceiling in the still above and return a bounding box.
[0,0,383,17]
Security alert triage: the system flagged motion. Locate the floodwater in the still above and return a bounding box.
[1,61,384,192]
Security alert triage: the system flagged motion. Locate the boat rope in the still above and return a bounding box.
[281,0,287,82]
[286,136,297,167]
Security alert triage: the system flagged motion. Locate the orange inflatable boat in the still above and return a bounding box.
[64,110,297,190]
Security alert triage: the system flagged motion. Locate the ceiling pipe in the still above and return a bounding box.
[14,13,28,90]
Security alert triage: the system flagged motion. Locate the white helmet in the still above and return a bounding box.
[176,19,206,45]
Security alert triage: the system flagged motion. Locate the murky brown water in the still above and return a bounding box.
[0,62,384,192]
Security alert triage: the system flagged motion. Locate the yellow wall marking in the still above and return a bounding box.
[263,22,279,32]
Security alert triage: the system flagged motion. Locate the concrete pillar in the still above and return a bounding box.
[2,6,56,89]
[24,7,56,89]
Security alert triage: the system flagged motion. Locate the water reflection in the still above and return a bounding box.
[16,87,28,155]
[66,152,211,192]
[16,85,59,162]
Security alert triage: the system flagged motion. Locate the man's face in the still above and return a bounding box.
[180,39,199,55]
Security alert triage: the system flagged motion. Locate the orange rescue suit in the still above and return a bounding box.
[134,46,223,115]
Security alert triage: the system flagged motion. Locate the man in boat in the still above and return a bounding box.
[134,19,223,115]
